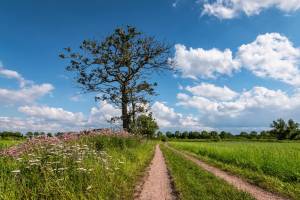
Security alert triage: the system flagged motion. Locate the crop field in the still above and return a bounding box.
[0,135,155,200]
[169,141,300,199]
[0,139,24,150]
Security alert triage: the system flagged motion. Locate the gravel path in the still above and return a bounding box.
[167,145,288,200]
[135,144,176,200]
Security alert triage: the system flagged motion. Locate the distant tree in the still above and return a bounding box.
[166,131,174,138]
[201,130,210,139]
[182,131,188,139]
[33,132,40,137]
[0,131,23,138]
[249,131,258,139]
[209,131,219,139]
[239,131,249,139]
[174,130,181,138]
[286,119,299,139]
[60,26,172,131]
[219,131,233,139]
[271,118,288,140]
[134,115,159,138]
[26,132,33,138]
[156,131,163,138]
[47,133,52,137]
[55,132,64,137]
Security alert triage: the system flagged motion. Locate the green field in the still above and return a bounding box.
[161,145,254,200]
[170,141,300,199]
[2,138,299,199]
[0,136,155,200]
[0,139,24,150]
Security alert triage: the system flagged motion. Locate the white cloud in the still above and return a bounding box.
[0,67,27,87]
[0,117,63,132]
[186,83,238,101]
[171,44,240,79]
[0,66,54,105]
[177,83,300,129]
[88,101,120,127]
[151,101,203,129]
[70,94,84,102]
[0,101,121,132]
[0,84,54,105]
[202,2,238,19]
[18,105,86,125]
[201,0,300,19]
[237,33,300,86]
[178,84,294,117]
[173,33,300,87]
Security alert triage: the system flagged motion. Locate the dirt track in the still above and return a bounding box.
[135,145,176,200]
[166,145,288,200]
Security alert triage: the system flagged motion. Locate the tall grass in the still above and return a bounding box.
[170,141,300,199]
[0,136,155,200]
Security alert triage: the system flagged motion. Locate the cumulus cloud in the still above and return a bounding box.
[237,33,300,86]
[88,101,120,127]
[151,101,203,129]
[172,44,240,79]
[173,33,300,87]
[0,66,54,105]
[177,82,300,129]
[186,83,238,101]
[201,0,300,19]
[0,67,27,87]
[0,84,54,105]
[0,117,63,132]
[18,106,86,125]
[0,101,121,132]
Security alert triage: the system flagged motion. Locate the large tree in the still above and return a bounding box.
[60,26,172,131]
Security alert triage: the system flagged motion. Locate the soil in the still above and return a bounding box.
[135,144,177,200]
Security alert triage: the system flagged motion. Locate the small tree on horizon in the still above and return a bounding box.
[60,26,172,132]
[134,114,159,138]
[270,118,287,140]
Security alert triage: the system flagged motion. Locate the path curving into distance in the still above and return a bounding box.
[166,144,288,200]
[135,144,176,200]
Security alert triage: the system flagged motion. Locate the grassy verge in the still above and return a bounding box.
[169,142,300,200]
[0,136,156,200]
[160,144,254,200]
[0,139,24,149]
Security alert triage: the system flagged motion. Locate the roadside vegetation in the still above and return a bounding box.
[0,133,156,200]
[160,145,254,200]
[170,141,300,199]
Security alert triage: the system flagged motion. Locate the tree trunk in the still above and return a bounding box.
[121,88,130,131]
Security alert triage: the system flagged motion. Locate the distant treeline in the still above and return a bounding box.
[0,131,63,139]
[0,131,23,138]
[157,130,275,140]
[159,118,300,140]
[1,119,300,141]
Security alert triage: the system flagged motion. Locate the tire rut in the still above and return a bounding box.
[166,144,289,200]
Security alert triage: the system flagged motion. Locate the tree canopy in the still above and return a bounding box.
[60,26,172,131]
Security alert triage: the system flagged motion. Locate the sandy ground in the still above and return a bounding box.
[167,145,288,200]
[135,145,176,200]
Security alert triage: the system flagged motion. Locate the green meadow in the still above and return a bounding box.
[170,141,300,199]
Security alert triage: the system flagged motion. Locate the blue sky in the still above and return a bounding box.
[1,0,300,133]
